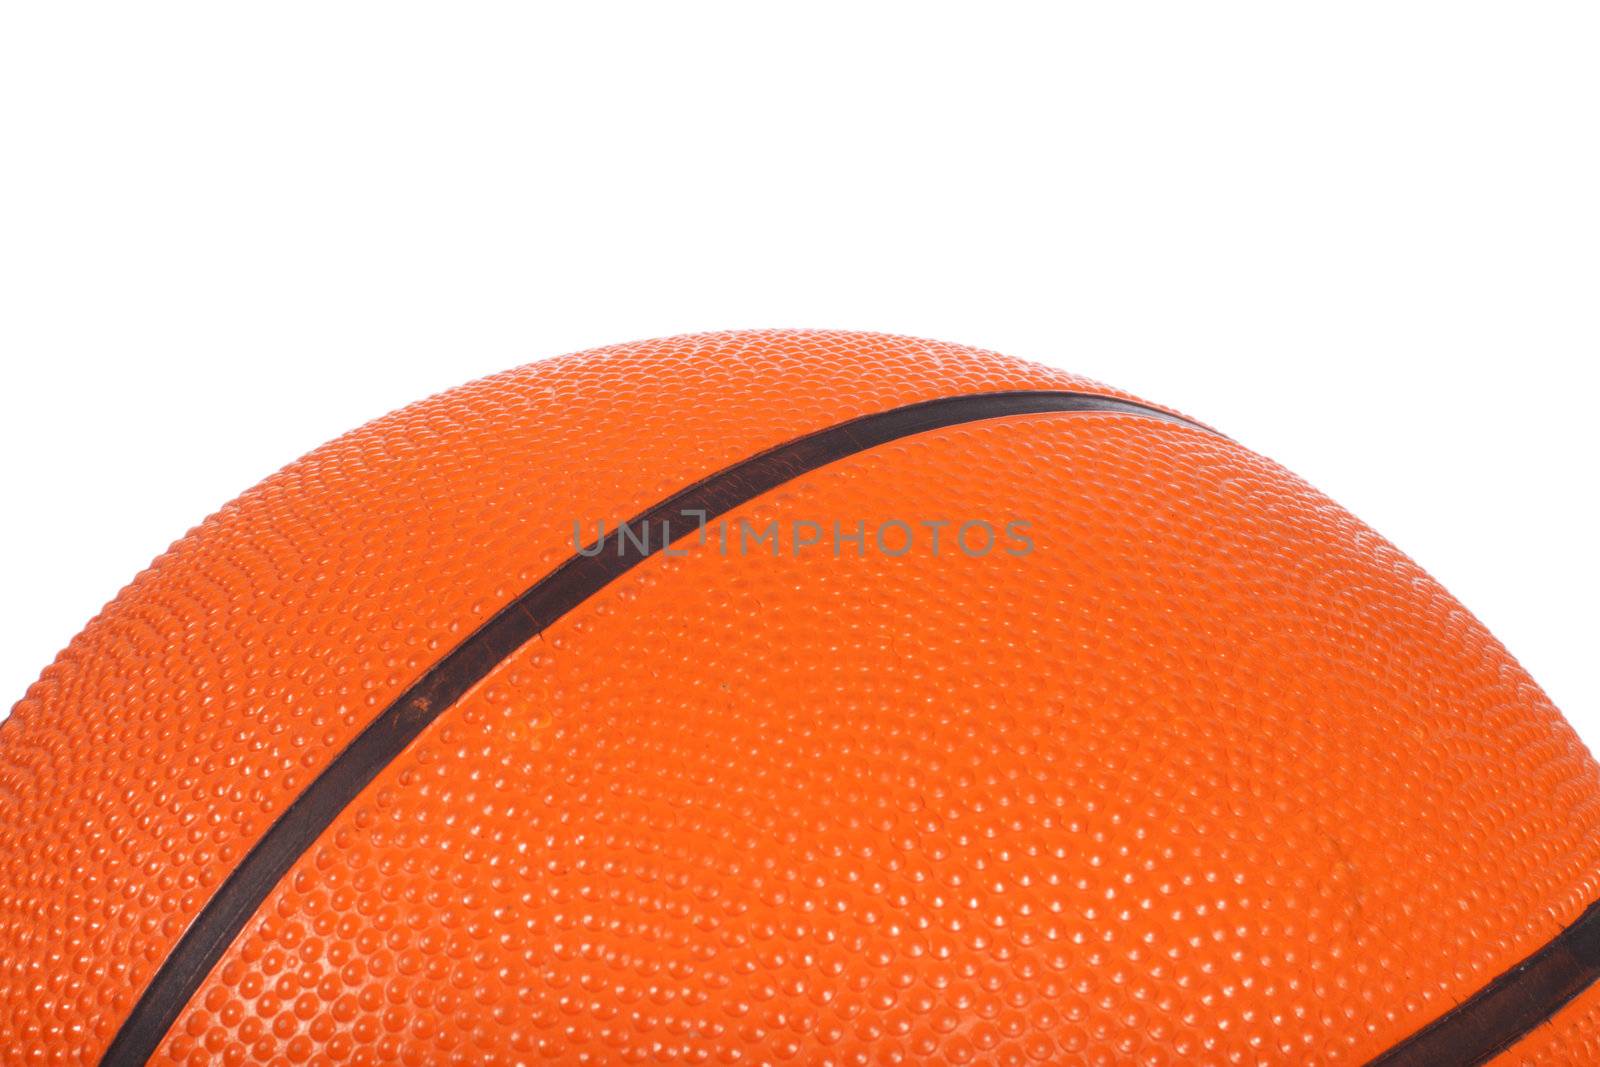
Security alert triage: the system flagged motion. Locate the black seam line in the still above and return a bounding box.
[1366,899,1600,1067]
[100,389,1209,1066]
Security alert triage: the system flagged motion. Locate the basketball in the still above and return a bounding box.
[3,329,1596,1065]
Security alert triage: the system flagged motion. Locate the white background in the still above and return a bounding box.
[1,4,1595,739]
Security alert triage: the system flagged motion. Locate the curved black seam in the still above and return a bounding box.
[101,389,1208,1065]
[1366,899,1600,1066]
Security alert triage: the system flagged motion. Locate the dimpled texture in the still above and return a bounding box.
[0,331,1123,1062]
[2,331,1598,1066]
[140,419,1600,1067]
[146,414,1600,1066]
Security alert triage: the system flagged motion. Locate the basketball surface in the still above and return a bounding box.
[3,329,1598,1065]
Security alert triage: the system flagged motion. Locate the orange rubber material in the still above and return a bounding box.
[2,330,1598,1064]
[0,333,1130,1060]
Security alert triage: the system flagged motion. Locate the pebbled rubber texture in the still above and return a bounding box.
[2,330,1599,1065]
[103,391,1208,1067]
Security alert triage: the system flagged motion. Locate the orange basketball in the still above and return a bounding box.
[3,330,1597,1066]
